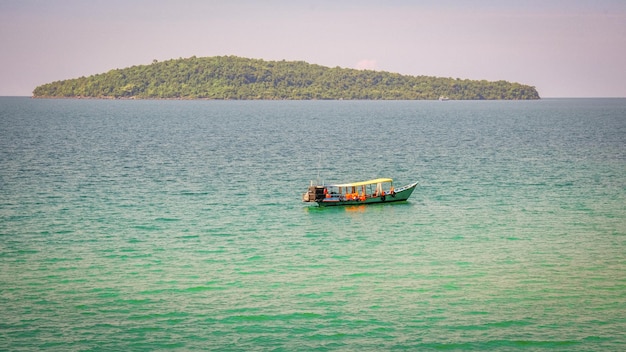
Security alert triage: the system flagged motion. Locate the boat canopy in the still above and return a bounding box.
[327,178,393,188]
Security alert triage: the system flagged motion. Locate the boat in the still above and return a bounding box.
[439,96,450,101]
[302,178,418,207]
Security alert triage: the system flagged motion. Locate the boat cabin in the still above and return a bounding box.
[304,178,395,203]
[326,178,395,200]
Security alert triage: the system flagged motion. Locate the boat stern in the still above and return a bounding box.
[303,185,326,203]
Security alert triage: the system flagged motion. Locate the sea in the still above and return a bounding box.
[0,97,624,351]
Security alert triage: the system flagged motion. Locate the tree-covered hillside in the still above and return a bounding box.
[33,56,540,100]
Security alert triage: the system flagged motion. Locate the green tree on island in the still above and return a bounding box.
[33,56,540,100]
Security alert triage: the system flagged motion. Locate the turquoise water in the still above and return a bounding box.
[1,97,625,350]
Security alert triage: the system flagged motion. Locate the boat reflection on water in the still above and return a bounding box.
[345,204,367,213]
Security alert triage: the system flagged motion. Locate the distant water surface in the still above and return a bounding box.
[1,97,625,350]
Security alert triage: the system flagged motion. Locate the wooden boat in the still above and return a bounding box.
[302,178,418,207]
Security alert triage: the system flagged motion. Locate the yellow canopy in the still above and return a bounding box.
[328,178,393,188]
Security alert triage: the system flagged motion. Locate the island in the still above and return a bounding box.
[33,56,540,100]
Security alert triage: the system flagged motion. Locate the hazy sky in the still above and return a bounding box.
[1,0,625,97]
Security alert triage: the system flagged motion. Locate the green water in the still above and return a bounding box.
[1,98,625,350]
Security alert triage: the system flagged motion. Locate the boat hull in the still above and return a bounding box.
[315,182,417,207]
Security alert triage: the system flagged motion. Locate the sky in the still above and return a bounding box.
[1,0,625,97]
